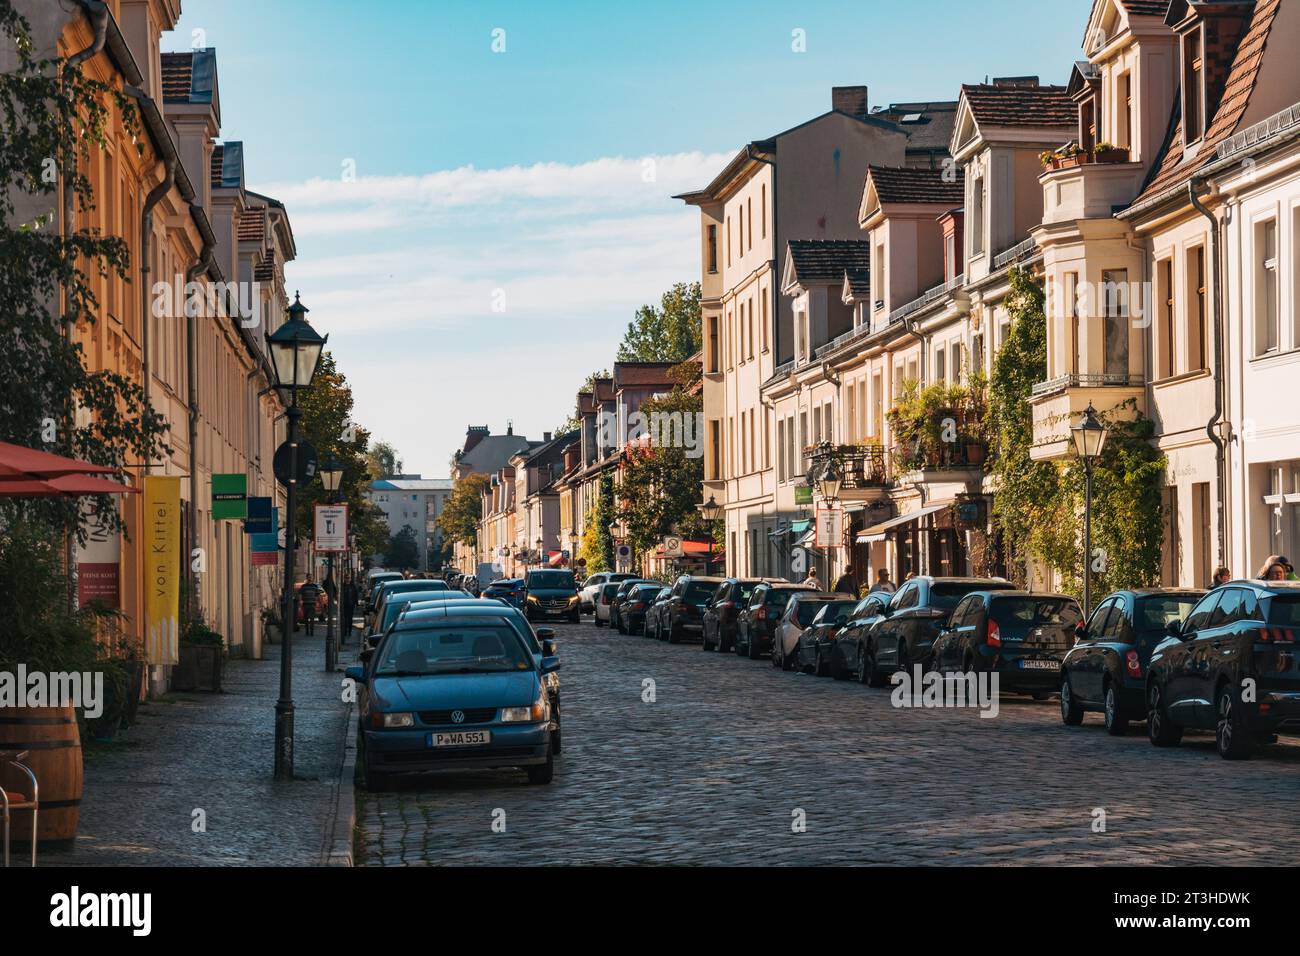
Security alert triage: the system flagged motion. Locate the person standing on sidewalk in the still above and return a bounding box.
[833,565,859,597]
[299,579,321,636]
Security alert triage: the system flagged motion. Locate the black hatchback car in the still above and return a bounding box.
[862,576,1016,683]
[610,578,653,633]
[1060,589,1204,734]
[735,583,816,660]
[1146,581,1300,759]
[622,582,667,636]
[932,591,1081,698]
[656,575,726,643]
[832,590,896,683]
[701,578,767,653]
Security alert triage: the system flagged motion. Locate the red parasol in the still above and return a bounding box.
[0,440,118,478]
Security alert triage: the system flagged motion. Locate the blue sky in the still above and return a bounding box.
[164,0,1088,476]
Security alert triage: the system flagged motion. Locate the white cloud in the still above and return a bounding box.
[260,152,722,476]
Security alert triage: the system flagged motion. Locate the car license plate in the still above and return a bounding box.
[1019,659,1056,670]
[430,730,491,747]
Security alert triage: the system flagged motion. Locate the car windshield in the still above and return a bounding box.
[797,600,836,626]
[600,584,619,598]
[990,597,1080,626]
[1137,596,1201,631]
[375,624,534,675]
[813,600,857,626]
[1269,596,1300,627]
[382,593,449,629]
[931,582,1007,610]
[686,582,720,603]
[527,571,576,590]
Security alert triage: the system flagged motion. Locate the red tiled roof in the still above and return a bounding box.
[867,166,965,206]
[787,240,873,284]
[1133,0,1281,207]
[961,83,1076,129]
[160,52,193,102]
[614,362,678,388]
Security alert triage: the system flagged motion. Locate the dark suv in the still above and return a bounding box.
[656,575,726,643]
[933,591,1082,698]
[523,569,580,623]
[1060,589,1204,734]
[702,578,768,653]
[1146,581,1300,759]
[735,582,815,660]
[861,576,1016,683]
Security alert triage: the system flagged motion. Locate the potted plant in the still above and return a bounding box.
[1093,141,1130,164]
[175,621,225,693]
[1040,149,1061,171]
[1057,143,1087,169]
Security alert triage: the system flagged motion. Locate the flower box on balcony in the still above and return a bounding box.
[1092,147,1130,165]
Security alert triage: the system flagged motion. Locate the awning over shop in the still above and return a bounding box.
[856,501,951,543]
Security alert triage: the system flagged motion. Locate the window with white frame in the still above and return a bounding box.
[1255,218,1279,356]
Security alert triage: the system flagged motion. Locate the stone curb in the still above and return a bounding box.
[326,625,359,867]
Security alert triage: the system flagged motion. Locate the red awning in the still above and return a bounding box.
[0,474,138,498]
[0,440,118,478]
[652,540,722,558]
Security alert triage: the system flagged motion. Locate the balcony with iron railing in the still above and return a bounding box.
[992,237,1040,272]
[803,442,892,492]
[1029,371,1146,462]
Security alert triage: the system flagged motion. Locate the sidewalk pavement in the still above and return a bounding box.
[43,624,360,867]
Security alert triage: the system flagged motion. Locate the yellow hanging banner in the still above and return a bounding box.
[144,476,181,665]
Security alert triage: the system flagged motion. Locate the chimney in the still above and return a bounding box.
[462,425,488,454]
[832,86,869,119]
[992,76,1041,89]
[543,432,553,443]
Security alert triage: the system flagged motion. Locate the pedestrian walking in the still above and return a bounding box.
[832,565,858,597]
[342,576,359,641]
[1258,555,1293,582]
[869,568,896,595]
[299,579,321,635]
[1210,566,1232,588]
[802,567,820,588]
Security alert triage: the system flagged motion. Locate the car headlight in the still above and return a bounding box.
[501,693,548,723]
[373,711,415,729]
[567,595,580,605]
[526,595,539,604]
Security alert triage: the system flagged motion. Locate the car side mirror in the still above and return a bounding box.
[345,665,366,684]
[542,639,557,657]
[1165,619,1183,639]
[1074,621,1089,641]
[540,656,561,675]
[536,627,556,640]
[358,648,373,664]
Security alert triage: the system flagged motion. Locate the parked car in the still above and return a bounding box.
[1060,589,1204,734]
[366,570,403,604]
[579,572,638,614]
[369,578,451,632]
[773,593,843,670]
[347,603,561,790]
[610,578,653,633]
[1145,581,1300,759]
[367,589,470,645]
[644,587,675,639]
[794,599,859,676]
[482,578,526,609]
[831,591,896,684]
[593,582,620,628]
[622,583,668,635]
[735,583,817,660]
[860,576,1017,683]
[653,575,726,644]
[367,597,565,755]
[523,568,581,623]
[932,591,1081,698]
[702,578,768,653]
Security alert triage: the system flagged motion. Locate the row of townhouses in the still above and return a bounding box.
[6,0,301,685]
[450,360,701,581]
[679,0,1299,590]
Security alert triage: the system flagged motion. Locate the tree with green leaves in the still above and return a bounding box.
[366,440,403,480]
[617,282,702,363]
[0,0,169,542]
[386,526,421,570]
[439,473,490,547]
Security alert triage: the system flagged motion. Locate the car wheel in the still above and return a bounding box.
[866,647,888,688]
[1103,681,1128,736]
[594,616,604,628]
[1216,684,1255,761]
[748,633,762,660]
[617,616,627,635]
[814,649,830,678]
[1147,683,1183,747]
[359,739,389,793]
[551,716,562,755]
[570,611,580,624]
[668,621,682,644]
[1060,674,1084,726]
[527,750,555,785]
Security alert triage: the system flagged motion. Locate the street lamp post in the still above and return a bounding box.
[320,455,344,674]
[816,446,844,582]
[535,536,544,569]
[266,293,327,782]
[698,495,724,575]
[1071,403,1108,619]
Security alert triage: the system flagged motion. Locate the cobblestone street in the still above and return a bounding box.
[44,630,354,867]
[356,620,1300,866]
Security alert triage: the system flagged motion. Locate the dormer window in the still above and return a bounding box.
[1184,27,1204,142]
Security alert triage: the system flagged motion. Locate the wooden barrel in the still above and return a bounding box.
[0,705,83,845]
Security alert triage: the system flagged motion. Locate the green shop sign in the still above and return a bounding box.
[212,473,248,520]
